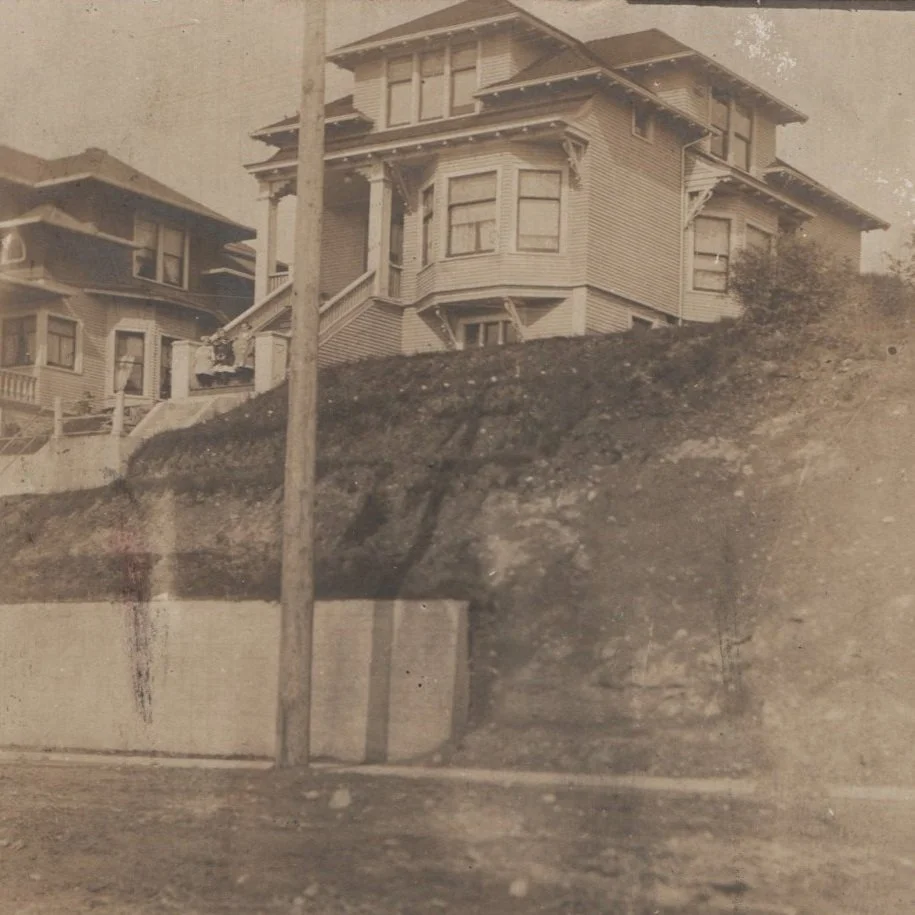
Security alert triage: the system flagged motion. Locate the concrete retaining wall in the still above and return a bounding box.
[0,599,468,762]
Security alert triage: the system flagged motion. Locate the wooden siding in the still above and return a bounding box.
[651,69,710,124]
[319,299,402,367]
[321,205,368,298]
[401,306,451,355]
[585,287,639,334]
[683,191,779,323]
[352,58,384,124]
[522,299,574,339]
[581,93,683,316]
[797,206,863,269]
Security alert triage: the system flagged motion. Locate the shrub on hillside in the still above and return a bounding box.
[730,233,854,327]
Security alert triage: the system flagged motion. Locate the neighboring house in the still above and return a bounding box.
[0,145,254,426]
[230,0,887,366]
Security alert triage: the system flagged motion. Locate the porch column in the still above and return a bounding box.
[364,162,393,296]
[255,181,281,302]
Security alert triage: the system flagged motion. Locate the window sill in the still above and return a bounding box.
[444,251,498,262]
[631,130,654,144]
[44,363,83,376]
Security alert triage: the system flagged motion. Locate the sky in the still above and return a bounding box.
[2,0,914,271]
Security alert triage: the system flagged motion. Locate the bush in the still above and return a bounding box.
[730,233,854,327]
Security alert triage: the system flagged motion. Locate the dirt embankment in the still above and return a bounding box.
[1,308,911,778]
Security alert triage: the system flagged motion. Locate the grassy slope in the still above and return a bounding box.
[0,305,906,775]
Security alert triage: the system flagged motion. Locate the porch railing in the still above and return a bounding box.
[268,270,291,294]
[222,274,294,339]
[319,270,376,338]
[0,369,37,406]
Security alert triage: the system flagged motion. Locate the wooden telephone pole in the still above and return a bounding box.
[276,0,326,767]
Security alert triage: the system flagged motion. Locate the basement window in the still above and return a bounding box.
[462,318,518,349]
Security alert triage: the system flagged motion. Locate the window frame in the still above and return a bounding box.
[133,215,189,289]
[708,87,754,172]
[692,214,732,294]
[46,314,80,372]
[516,168,563,254]
[111,326,150,397]
[0,314,38,368]
[421,181,436,268]
[631,104,654,142]
[446,169,499,259]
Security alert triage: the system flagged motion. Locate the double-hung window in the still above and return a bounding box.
[693,216,730,292]
[421,185,435,267]
[134,218,187,288]
[710,89,730,160]
[387,55,414,127]
[449,42,478,116]
[517,170,561,252]
[420,50,445,121]
[1,316,36,367]
[47,317,77,370]
[732,102,752,171]
[448,172,497,257]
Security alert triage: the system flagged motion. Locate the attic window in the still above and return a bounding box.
[0,230,26,265]
[384,42,479,127]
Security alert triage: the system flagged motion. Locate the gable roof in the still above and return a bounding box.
[0,145,252,237]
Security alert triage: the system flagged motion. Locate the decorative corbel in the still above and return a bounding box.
[503,297,527,341]
[684,186,716,228]
[434,306,459,349]
[561,136,586,185]
[386,161,415,213]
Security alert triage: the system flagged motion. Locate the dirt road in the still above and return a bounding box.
[1,761,912,914]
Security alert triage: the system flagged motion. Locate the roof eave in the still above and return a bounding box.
[765,167,889,230]
[479,69,707,133]
[328,13,522,66]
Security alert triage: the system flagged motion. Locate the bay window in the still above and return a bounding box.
[448,172,497,257]
[517,170,561,252]
[693,216,730,292]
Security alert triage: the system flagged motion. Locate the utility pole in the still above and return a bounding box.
[276,0,326,767]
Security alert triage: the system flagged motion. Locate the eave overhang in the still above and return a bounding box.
[245,113,592,176]
[617,52,807,125]
[764,165,889,231]
[476,68,707,135]
[84,286,229,322]
[0,210,140,249]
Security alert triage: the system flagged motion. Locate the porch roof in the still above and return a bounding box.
[246,96,593,174]
[688,152,815,221]
[251,95,374,145]
[416,286,569,315]
[84,283,234,323]
[0,273,73,300]
[764,160,889,231]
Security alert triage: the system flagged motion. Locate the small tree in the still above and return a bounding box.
[729,232,854,327]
